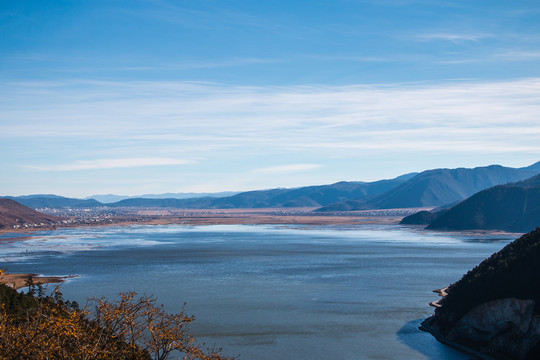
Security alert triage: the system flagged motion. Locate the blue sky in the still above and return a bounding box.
[1,0,540,197]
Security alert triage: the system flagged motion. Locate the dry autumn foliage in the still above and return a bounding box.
[0,271,237,360]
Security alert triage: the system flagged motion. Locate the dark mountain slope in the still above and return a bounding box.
[425,227,540,359]
[399,210,442,225]
[0,198,60,228]
[319,162,540,211]
[427,174,540,233]
[371,164,539,209]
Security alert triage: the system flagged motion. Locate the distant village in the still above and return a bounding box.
[8,206,421,230]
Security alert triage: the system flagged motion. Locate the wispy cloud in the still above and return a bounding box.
[3,78,540,164]
[253,164,323,174]
[3,78,540,196]
[119,57,283,72]
[495,50,540,61]
[25,158,193,171]
[120,1,316,37]
[415,32,492,42]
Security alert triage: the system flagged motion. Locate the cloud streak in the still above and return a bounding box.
[3,78,540,171]
[253,164,323,174]
[415,32,492,42]
[25,158,193,171]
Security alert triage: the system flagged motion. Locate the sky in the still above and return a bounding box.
[1,0,540,197]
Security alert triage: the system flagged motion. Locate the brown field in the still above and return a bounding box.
[1,207,429,234]
[121,207,420,226]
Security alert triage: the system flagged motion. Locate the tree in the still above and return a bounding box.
[0,271,236,360]
[91,291,235,360]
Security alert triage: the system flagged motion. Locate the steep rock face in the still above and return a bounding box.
[448,298,540,359]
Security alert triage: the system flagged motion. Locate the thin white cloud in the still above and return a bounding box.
[117,57,284,72]
[253,164,323,174]
[415,32,491,42]
[495,50,540,61]
[2,78,540,162]
[25,158,193,171]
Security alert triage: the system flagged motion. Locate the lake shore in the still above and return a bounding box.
[419,317,495,360]
[0,273,74,290]
[0,207,524,237]
[0,208,411,235]
[1,209,520,296]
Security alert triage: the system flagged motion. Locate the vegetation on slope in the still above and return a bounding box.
[427,174,540,232]
[0,198,60,228]
[433,228,540,351]
[0,273,235,360]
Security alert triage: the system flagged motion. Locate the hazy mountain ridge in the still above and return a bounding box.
[5,176,414,209]
[318,162,540,211]
[107,178,411,209]
[205,178,412,208]
[85,191,239,204]
[4,195,102,209]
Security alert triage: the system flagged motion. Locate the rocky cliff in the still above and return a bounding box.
[448,298,540,359]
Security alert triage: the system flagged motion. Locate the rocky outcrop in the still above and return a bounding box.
[439,298,540,359]
[422,228,540,359]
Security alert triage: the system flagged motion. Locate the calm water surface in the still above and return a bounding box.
[0,224,515,359]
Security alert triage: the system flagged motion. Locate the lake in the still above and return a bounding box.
[0,224,514,359]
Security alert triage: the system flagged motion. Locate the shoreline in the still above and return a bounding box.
[419,317,495,360]
[0,210,408,236]
[0,210,408,291]
[0,208,524,238]
[0,273,76,290]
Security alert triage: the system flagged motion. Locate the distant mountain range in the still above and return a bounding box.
[3,175,417,209]
[107,176,416,208]
[85,191,239,204]
[0,198,60,228]
[3,195,102,209]
[4,161,540,212]
[318,162,540,211]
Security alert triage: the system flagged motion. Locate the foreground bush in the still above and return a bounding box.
[0,275,236,360]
